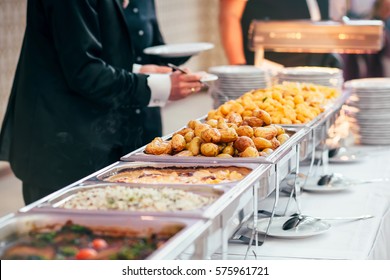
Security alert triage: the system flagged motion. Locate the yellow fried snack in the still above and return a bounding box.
[208,82,339,125]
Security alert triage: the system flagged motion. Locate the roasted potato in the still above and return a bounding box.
[187,136,202,156]
[184,131,195,143]
[194,123,211,137]
[171,134,186,153]
[242,117,264,127]
[262,148,274,155]
[217,117,229,129]
[219,128,238,143]
[254,126,278,140]
[206,119,218,128]
[200,143,219,157]
[174,150,193,157]
[270,138,281,150]
[236,125,254,138]
[240,146,259,157]
[234,136,256,152]
[277,133,290,144]
[227,112,243,126]
[201,128,222,143]
[216,153,233,158]
[253,109,272,125]
[253,137,273,150]
[218,143,227,152]
[272,124,286,135]
[145,137,172,155]
[187,119,201,130]
[173,127,193,137]
[221,145,235,156]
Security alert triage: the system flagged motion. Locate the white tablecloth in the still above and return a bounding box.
[216,146,390,260]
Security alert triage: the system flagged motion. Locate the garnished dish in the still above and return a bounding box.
[1,220,180,260]
[103,166,252,184]
[60,186,215,212]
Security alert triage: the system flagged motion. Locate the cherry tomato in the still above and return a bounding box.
[92,238,108,250]
[76,248,97,260]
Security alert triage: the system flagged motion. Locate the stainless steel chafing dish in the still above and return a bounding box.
[92,161,257,186]
[0,212,210,260]
[120,126,307,165]
[249,20,384,55]
[20,182,225,219]
[8,87,350,260]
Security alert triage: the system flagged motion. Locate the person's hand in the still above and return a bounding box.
[123,0,129,8]
[169,71,203,101]
[140,64,172,74]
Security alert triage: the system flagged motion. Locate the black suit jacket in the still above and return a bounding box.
[0,0,152,190]
[123,0,190,144]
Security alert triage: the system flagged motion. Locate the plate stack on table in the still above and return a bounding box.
[208,65,270,108]
[276,66,343,89]
[345,78,390,145]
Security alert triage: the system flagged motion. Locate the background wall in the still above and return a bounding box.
[0,0,227,216]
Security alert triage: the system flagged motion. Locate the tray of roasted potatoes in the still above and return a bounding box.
[122,82,346,164]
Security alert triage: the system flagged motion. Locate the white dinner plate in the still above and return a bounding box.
[301,176,351,192]
[344,78,390,89]
[143,42,214,57]
[278,66,341,76]
[248,217,331,238]
[197,72,218,83]
[208,65,266,74]
[329,150,367,164]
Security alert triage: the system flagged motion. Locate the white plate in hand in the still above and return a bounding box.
[248,217,331,238]
[143,42,214,57]
[196,72,218,83]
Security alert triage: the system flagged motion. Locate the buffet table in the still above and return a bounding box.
[213,145,390,260]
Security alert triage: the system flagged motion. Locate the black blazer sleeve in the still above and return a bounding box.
[43,0,151,108]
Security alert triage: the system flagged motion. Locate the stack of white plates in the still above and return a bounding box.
[208,65,270,108]
[344,78,390,145]
[276,66,343,89]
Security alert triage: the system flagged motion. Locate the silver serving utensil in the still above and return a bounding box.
[167,63,208,87]
[167,63,188,74]
[282,213,374,231]
[317,174,334,186]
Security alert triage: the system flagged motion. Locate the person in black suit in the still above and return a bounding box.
[122,0,191,144]
[219,0,341,68]
[0,0,203,204]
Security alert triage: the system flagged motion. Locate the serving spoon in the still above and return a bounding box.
[282,213,374,230]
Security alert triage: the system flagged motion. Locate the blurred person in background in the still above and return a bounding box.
[342,0,390,80]
[0,0,203,204]
[219,0,341,68]
[123,0,192,144]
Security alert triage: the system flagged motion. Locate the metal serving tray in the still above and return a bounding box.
[121,127,307,165]
[92,161,259,186]
[20,182,225,220]
[0,212,210,260]
[281,90,351,159]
